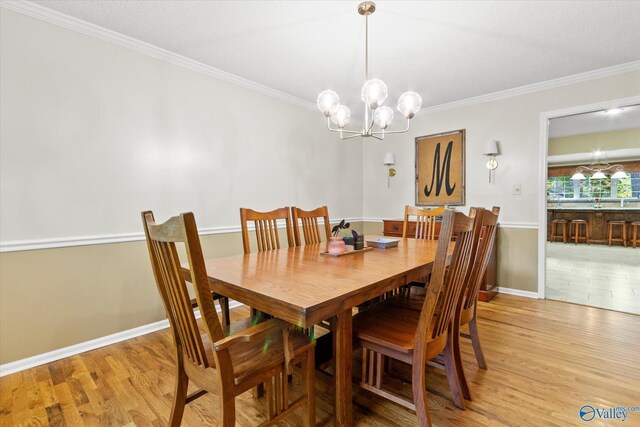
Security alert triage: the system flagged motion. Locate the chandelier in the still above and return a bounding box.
[570,151,628,180]
[316,1,422,140]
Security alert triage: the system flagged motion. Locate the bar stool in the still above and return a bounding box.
[628,221,639,248]
[607,220,627,247]
[570,219,589,245]
[550,219,569,243]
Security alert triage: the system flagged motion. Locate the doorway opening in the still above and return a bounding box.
[540,100,640,314]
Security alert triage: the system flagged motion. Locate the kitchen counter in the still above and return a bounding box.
[547,208,640,244]
[548,207,640,211]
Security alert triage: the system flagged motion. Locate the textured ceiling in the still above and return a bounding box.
[28,0,640,118]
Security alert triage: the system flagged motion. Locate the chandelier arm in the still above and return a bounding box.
[340,133,365,141]
[369,134,384,141]
[371,119,411,135]
[332,128,363,135]
[326,117,362,134]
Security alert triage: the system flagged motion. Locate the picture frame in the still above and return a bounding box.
[415,129,465,206]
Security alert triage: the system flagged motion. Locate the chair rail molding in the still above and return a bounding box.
[0,217,363,252]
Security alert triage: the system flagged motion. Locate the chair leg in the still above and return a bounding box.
[469,313,487,370]
[265,377,275,420]
[219,296,231,326]
[302,348,316,427]
[412,360,432,427]
[169,363,189,427]
[219,387,236,427]
[443,329,465,409]
[451,319,471,401]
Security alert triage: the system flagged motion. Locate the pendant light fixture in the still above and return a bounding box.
[570,151,629,180]
[317,1,422,140]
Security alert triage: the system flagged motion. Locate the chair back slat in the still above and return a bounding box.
[432,209,480,338]
[142,211,226,370]
[463,207,500,311]
[240,207,294,254]
[415,209,478,352]
[403,206,445,239]
[291,206,331,246]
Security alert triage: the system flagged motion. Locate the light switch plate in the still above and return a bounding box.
[513,184,522,195]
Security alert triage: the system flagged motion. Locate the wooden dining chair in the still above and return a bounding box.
[400,205,446,292]
[240,206,294,324]
[352,209,479,425]
[291,206,332,246]
[403,205,446,239]
[450,206,500,404]
[240,207,294,254]
[141,211,315,427]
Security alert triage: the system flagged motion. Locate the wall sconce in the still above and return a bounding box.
[483,139,499,184]
[383,152,396,188]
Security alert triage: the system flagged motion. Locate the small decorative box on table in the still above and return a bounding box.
[366,237,400,249]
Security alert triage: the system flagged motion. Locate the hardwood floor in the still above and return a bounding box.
[2,294,639,426]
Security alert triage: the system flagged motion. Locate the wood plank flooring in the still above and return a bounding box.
[1,294,639,426]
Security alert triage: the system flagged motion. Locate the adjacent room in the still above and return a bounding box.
[546,105,640,314]
[1,1,639,426]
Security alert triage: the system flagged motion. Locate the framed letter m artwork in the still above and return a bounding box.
[415,129,465,206]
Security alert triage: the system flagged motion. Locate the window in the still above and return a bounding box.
[547,173,640,199]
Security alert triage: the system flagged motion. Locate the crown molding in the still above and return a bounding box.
[0,0,316,111]
[420,61,640,115]
[3,1,639,116]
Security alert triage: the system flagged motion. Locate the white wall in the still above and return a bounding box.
[363,71,640,224]
[0,9,363,245]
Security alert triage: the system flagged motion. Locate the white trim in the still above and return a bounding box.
[2,1,639,117]
[0,0,315,112]
[361,218,538,230]
[420,61,640,114]
[497,287,539,299]
[537,95,640,301]
[496,222,538,230]
[538,112,550,300]
[0,300,243,377]
[548,148,640,166]
[0,217,363,252]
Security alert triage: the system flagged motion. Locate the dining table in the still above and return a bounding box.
[189,236,443,427]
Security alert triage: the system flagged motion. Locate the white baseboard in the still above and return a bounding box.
[497,287,540,299]
[0,300,243,377]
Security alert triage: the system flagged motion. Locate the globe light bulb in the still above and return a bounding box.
[374,106,394,129]
[331,105,351,128]
[361,79,388,110]
[397,91,422,119]
[316,90,340,117]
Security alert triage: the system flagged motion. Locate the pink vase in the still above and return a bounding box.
[328,236,347,255]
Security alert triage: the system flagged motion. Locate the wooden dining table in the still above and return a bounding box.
[191,237,442,427]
